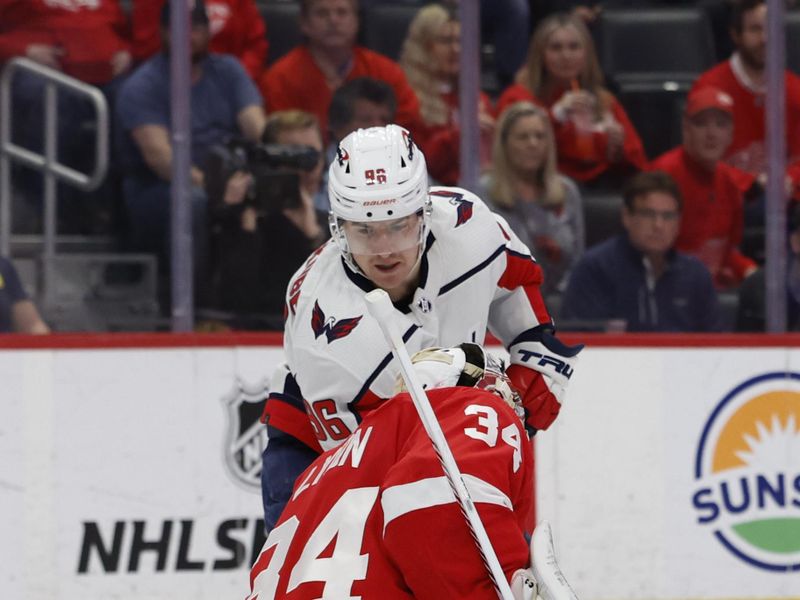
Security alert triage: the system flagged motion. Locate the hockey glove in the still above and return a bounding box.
[506,327,582,433]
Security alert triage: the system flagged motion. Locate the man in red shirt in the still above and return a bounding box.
[691,0,800,198]
[130,0,267,80]
[652,86,757,289]
[258,0,421,141]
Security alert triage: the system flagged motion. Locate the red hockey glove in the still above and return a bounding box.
[506,328,582,433]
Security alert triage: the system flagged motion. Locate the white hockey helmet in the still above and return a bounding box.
[328,125,431,270]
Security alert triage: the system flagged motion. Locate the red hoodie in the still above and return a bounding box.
[0,0,130,85]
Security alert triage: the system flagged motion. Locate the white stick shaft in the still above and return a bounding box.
[365,289,515,600]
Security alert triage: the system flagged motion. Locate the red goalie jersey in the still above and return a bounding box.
[248,386,533,599]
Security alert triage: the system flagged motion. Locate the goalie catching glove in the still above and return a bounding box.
[506,326,583,433]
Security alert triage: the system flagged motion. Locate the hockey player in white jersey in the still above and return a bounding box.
[260,125,582,529]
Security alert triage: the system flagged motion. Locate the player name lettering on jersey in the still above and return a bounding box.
[288,243,327,316]
[292,426,374,501]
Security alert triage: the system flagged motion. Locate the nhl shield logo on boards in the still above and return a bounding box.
[222,379,269,492]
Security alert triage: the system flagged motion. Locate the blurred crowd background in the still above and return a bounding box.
[1,0,799,334]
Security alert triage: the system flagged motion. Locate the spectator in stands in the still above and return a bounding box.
[736,202,800,331]
[362,0,530,90]
[0,0,132,85]
[399,3,494,186]
[322,77,397,210]
[130,0,267,81]
[116,0,266,297]
[210,110,328,325]
[691,0,800,198]
[561,171,721,331]
[0,256,49,334]
[0,0,134,233]
[652,86,758,290]
[481,101,585,295]
[258,0,421,141]
[496,12,647,190]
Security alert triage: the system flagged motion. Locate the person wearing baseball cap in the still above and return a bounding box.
[651,85,758,291]
[684,86,735,122]
[690,0,800,200]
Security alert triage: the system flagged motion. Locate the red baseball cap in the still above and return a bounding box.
[685,87,734,118]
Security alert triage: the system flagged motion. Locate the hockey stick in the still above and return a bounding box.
[531,521,579,600]
[365,288,515,600]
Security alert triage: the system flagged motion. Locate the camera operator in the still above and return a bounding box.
[207,110,328,327]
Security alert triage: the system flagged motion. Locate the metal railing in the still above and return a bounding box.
[0,57,109,302]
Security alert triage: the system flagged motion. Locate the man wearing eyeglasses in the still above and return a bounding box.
[561,170,722,332]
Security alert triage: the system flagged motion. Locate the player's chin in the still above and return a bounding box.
[368,262,411,286]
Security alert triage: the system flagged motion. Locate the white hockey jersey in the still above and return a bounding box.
[264,187,552,452]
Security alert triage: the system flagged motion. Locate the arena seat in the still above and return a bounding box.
[359,4,421,61]
[622,88,686,160]
[582,191,624,250]
[596,8,716,93]
[595,8,715,160]
[259,1,302,65]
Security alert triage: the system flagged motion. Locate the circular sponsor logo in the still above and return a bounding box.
[692,372,800,572]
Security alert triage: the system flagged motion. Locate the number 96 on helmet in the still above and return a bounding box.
[328,125,432,269]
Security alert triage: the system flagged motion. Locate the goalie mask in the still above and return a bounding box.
[395,343,523,417]
[328,125,431,274]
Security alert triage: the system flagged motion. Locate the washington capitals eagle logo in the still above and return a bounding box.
[430,189,473,227]
[311,300,363,343]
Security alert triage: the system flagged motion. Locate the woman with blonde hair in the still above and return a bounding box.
[482,101,585,294]
[496,13,647,188]
[399,3,494,185]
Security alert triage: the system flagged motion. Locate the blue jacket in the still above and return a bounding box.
[561,235,721,332]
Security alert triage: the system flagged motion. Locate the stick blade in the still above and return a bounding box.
[532,521,579,600]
